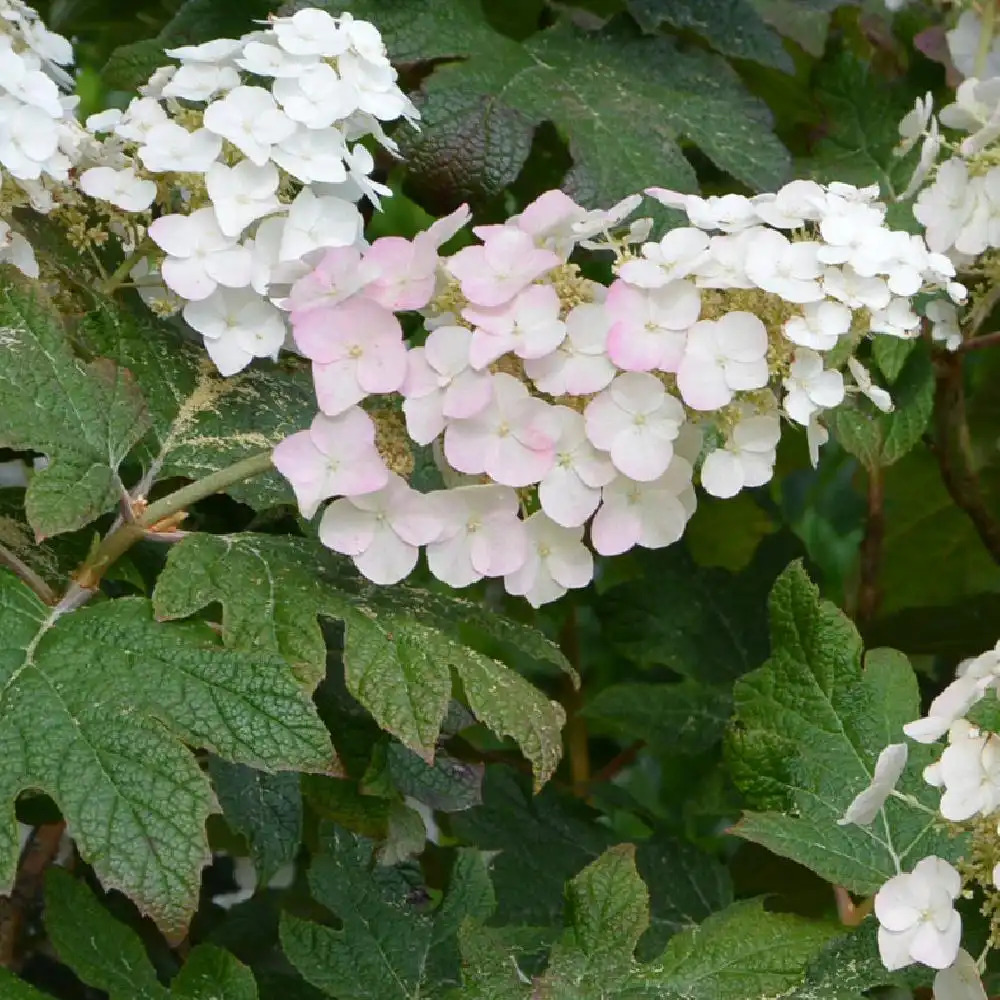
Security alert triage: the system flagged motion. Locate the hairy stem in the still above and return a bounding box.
[72,450,274,593]
[0,543,56,604]
[960,330,1000,353]
[856,465,885,627]
[933,352,1000,564]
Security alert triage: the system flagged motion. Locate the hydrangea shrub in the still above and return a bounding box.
[6,0,1000,998]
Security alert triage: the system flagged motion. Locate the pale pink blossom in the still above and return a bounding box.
[425,485,527,587]
[524,302,616,396]
[400,325,492,444]
[591,456,696,555]
[293,297,407,415]
[605,279,700,372]
[446,227,559,307]
[272,407,388,518]
[584,373,685,481]
[464,284,566,368]
[319,474,442,584]
[443,373,558,487]
[504,512,593,607]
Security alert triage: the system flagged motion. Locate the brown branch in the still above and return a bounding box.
[559,608,590,797]
[589,740,646,787]
[959,329,1000,353]
[0,544,56,605]
[0,822,67,970]
[856,466,884,627]
[933,352,1000,564]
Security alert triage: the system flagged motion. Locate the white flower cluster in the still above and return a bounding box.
[893,72,1000,350]
[0,0,81,278]
[79,7,416,375]
[840,642,1000,994]
[273,181,959,604]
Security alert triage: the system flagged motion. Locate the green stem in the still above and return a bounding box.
[73,450,273,592]
[976,0,997,78]
[99,237,154,296]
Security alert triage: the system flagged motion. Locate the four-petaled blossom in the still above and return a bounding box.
[700,412,781,498]
[591,456,696,556]
[79,166,156,212]
[524,302,616,395]
[585,373,685,482]
[875,857,962,971]
[425,485,527,588]
[446,227,559,307]
[503,512,594,608]
[293,296,407,415]
[676,312,769,410]
[148,208,252,301]
[401,325,493,445]
[923,720,1000,822]
[837,743,908,826]
[444,373,558,487]
[271,406,388,519]
[605,279,700,372]
[465,284,566,368]
[783,349,845,425]
[319,474,442,584]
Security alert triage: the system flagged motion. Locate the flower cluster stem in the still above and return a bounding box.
[71,450,273,593]
[98,237,154,296]
[0,543,56,604]
[856,465,885,627]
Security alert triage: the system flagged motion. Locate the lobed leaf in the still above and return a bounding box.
[153,534,566,785]
[80,305,316,511]
[726,562,962,893]
[0,569,334,936]
[0,276,149,538]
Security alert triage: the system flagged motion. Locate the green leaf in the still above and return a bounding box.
[319,0,789,208]
[785,921,930,999]
[80,306,316,512]
[624,900,838,999]
[0,971,54,998]
[634,835,733,960]
[595,535,798,684]
[627,0,794,72]
[281,826,487,999]
[583,682,732,755]
[207,758,303,884]
[538,845,650,998]
[806,54,917,199]
[879,449,1000,615]
[103,0,274,91]
[828,343,934,471]
[0,570,334,935]
[45,868,260,998]
[684,492,776,572]
[154,534,565,786]
[387,743,483,812]
[170,945,260,1000]
[751,0,853,56]
[451,922,542,999]
[451,768,615,927]
[0,276,149,537]
[45,867,169,1000]
[726,562,961,894]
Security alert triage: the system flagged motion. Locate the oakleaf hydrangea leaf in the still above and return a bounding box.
[0,971,57,998]
[624,899,838,999]
[280,826,492,999]
[305,0,790,208]
[537,844,650,997]
[0,569,335,936]
[627,0,794,72]
[207,758,303,884]
[0,276,149,538]
[44,869,258,999]
[153,534,566,785]
[726,562,962,894]
[80,305,316,510]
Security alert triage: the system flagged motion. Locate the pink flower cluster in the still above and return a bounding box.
[274,184,960,605]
